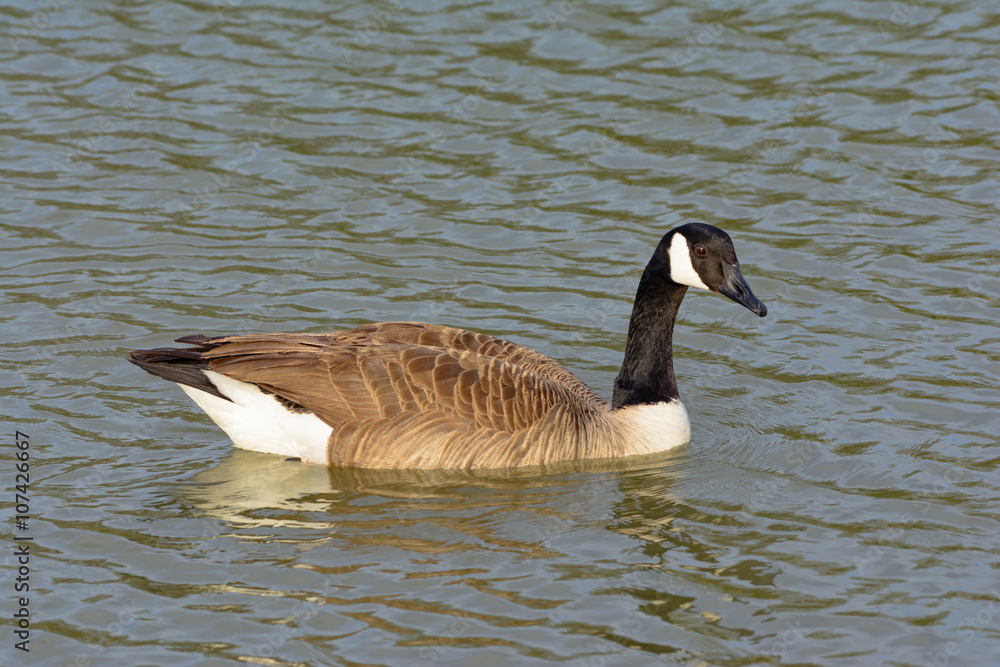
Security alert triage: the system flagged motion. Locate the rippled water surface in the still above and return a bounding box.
[2,1,999,665]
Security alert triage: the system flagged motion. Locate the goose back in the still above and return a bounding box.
[132,322,670,469]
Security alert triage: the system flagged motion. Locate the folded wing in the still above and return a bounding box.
[167,322,610,467]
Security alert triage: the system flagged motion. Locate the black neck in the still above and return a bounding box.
[612,254,686,409]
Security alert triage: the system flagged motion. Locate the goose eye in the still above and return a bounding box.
[694,245,707,257]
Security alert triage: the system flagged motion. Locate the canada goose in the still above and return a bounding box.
[129,223,766,470]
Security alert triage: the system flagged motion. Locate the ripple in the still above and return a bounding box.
[3,1,999,665]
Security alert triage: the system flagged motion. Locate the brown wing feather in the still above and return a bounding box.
[191,323,607,433]
[347,321,606,406]
[173,322,612,468]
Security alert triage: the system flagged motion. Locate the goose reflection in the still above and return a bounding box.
[179,447,693,559]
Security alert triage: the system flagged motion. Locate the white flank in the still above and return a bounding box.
[668,232,711,291]
[615,400,691,455]
[178,371,332,464]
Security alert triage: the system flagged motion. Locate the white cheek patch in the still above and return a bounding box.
[668,232,711,290]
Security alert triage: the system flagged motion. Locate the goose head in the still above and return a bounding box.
[663,222,767,317]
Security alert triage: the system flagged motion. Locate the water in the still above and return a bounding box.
[2,1,999,665]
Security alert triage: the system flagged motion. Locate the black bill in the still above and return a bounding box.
[715,262,767,317]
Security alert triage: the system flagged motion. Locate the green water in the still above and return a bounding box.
[1,1,998,665]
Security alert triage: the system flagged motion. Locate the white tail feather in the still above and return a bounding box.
[179,371,332,463]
